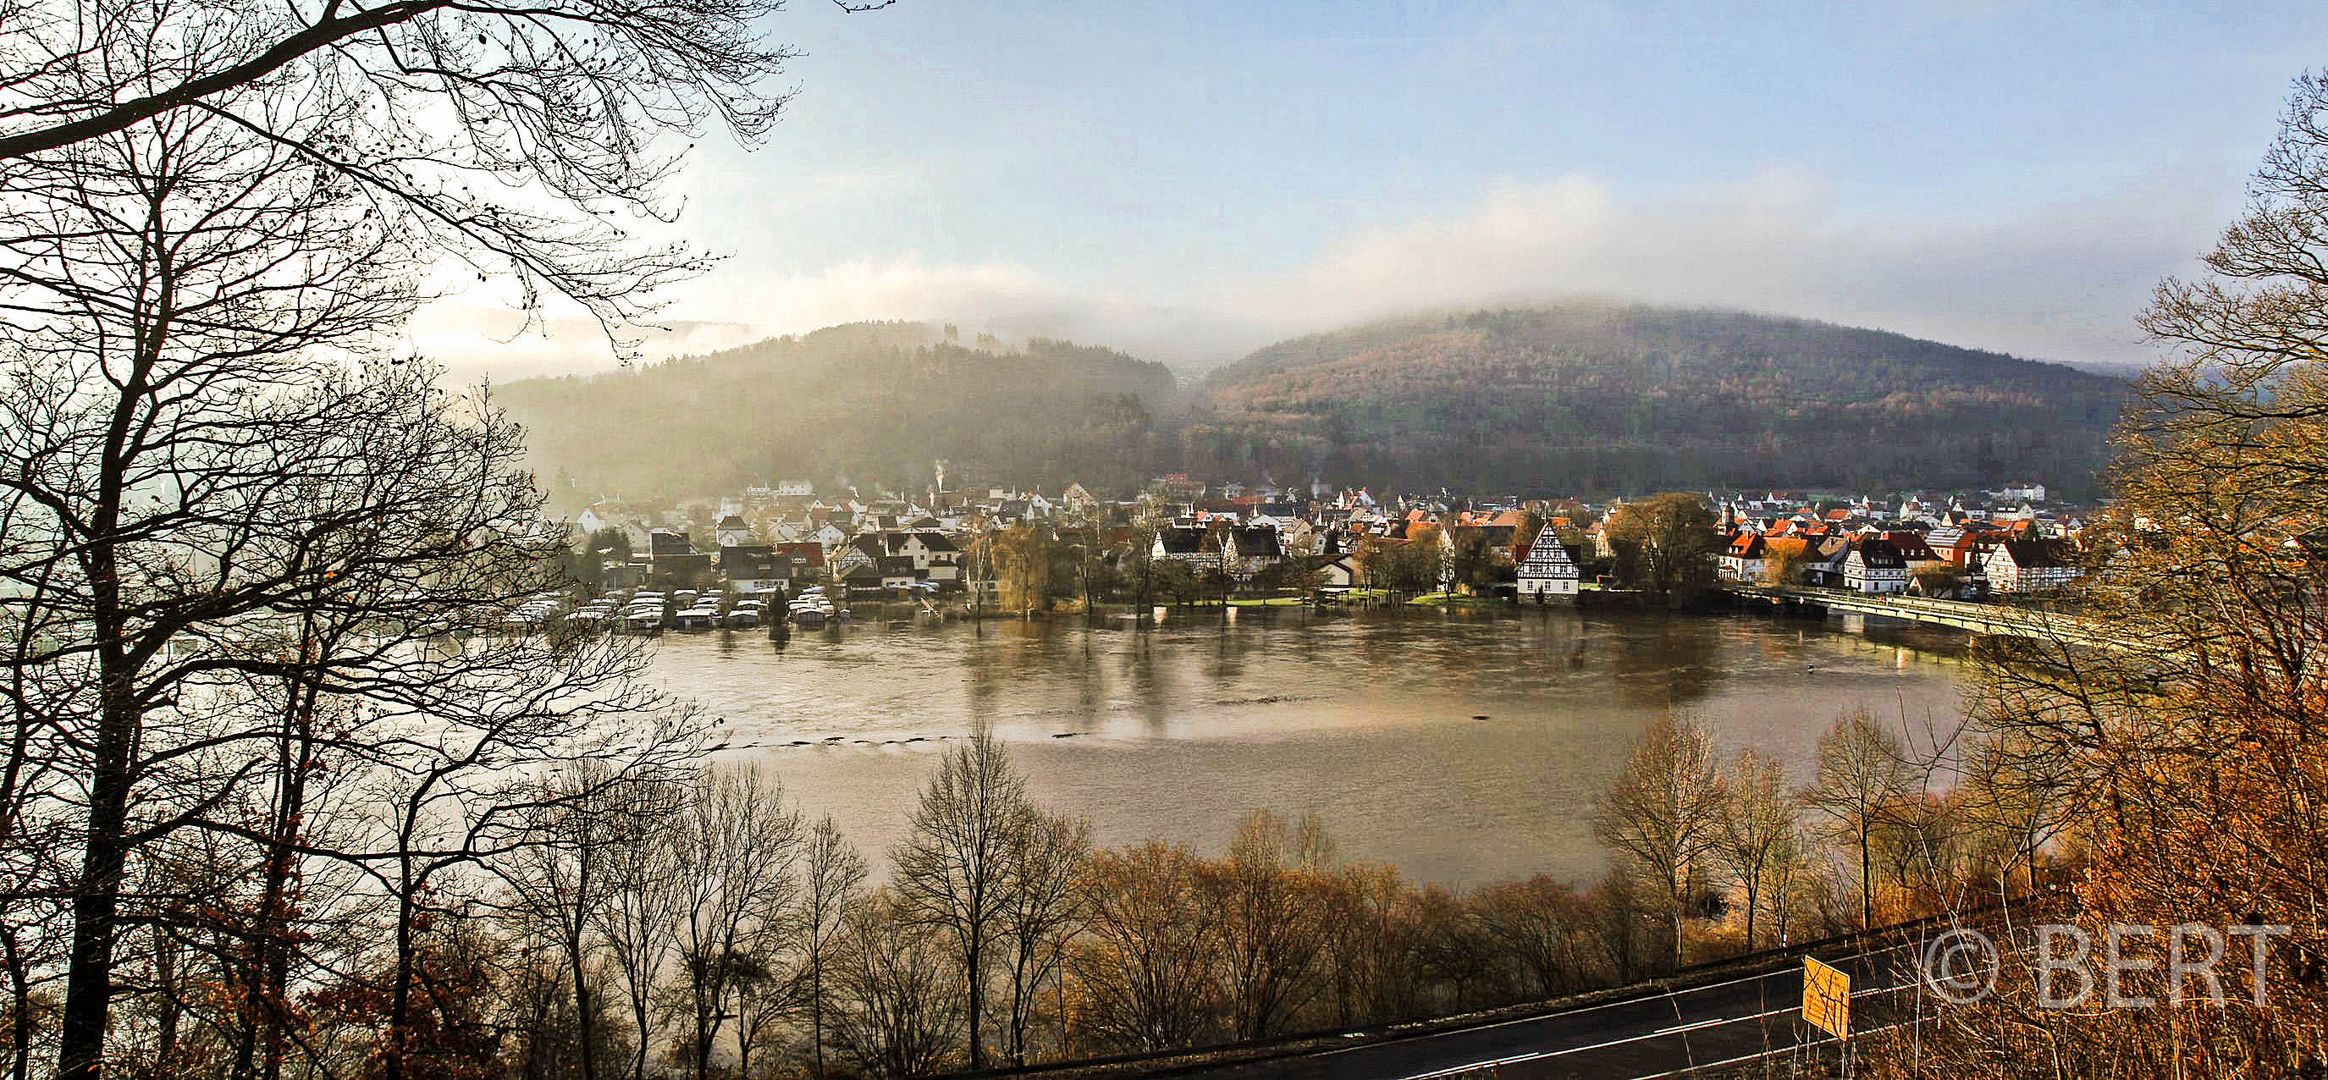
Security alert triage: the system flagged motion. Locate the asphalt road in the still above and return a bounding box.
[1181,946,1920,1080]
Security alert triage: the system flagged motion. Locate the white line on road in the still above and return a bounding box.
[1391,975,1916,1080]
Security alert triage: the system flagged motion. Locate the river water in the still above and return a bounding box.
[645,607,1972,888]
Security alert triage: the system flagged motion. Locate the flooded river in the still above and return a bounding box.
[645,606,1972,888]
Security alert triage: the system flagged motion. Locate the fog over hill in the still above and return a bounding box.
[497,304,2127,506]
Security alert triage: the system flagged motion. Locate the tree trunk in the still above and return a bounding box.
[966,925,985,1070]
[57,678,136,1080]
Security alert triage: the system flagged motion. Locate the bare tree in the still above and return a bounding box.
[1800,709,1912,932]
[892,733,1027,1069]
[794,816,869,1079]
[826,890,963,1080]
[1067,842,1220,1052]
[666,765,802,1080]
[0,0,817,1074]
[496,762,690,1080]
[995,807,1089,1065]
[1203,810,1327,1041]
[1593,713,1724,970]
[590,778,691,1080]
[1468,876,1593,1000]
[1714,749,1798,950]
[1803,709,1912,930]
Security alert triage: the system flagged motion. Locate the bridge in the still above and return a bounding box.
[1719,584,2128,649]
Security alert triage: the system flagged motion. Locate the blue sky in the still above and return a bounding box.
[423,2,2328,377]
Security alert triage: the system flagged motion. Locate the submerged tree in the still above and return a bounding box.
[1604,493,1718,601]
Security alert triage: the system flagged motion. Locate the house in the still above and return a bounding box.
[861,529,961,587]
[776,479,815,497]
[1220,525,1285,580]
[1153,526,1221,571]
[903,531,961,585]
[634,529,711,585]
[1516,524,1580,602]
[1061,483,1099,515]
[715,513,751,548]
[1841,538,1910,594]
[842,555,922,595]
[718,544,788,592]
[1719,532,1767,582]
[1317,551,1362,589]
[1800,536,1855,589]
[1981,538,2082,593]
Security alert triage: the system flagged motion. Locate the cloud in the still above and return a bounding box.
[409,301,765,385]
[418,166,2233,377]
[1224,167,2222,369]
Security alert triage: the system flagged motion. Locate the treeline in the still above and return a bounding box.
[498,305,2124,510]
[32,707,2056,1080]
[1189,303,2125,497]
[496,324,1180,508]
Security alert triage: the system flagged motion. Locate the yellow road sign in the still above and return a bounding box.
[1803,956,1850,1038]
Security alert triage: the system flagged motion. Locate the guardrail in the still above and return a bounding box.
[1719,584,2130,649]
[946,895,2064,1079]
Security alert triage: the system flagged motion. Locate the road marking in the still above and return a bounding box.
[1390,977,1915,1080]
[1628,1019,1914,1079]
[1401,1051,1547,1078]
[1348,942,1917,1073]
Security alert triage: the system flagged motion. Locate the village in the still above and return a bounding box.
[529,469,2089,632]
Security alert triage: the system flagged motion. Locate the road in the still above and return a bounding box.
[1176,946,1920,1079]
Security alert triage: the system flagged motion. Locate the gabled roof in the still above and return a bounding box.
[1880,532,1938,562]
[1848,538,1907,570]
[1994,537,2075,569]
[1157,525,1211,554]
[1518,524,1578,577]
[1227,525,1284,559]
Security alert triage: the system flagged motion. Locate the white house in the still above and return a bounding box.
[1719,532,1767,583]
[1516,524,1580,602]
[1318,552,1361,589]
[1981,538,2081,593]
[715,514,751,548]
[1152,525,1221,571]
[776,479,815,497]
[1841,538,1910,594]
[1219,525,1285,581]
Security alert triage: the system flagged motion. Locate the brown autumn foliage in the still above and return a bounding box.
[1865,72,2328,1078]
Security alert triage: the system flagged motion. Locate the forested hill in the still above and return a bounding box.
[1180,305,2127,497]
[496,322,1179,507]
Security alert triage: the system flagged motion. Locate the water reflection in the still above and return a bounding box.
[647,608,1971,887]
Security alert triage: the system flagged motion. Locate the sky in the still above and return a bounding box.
[417,2,2328,380]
